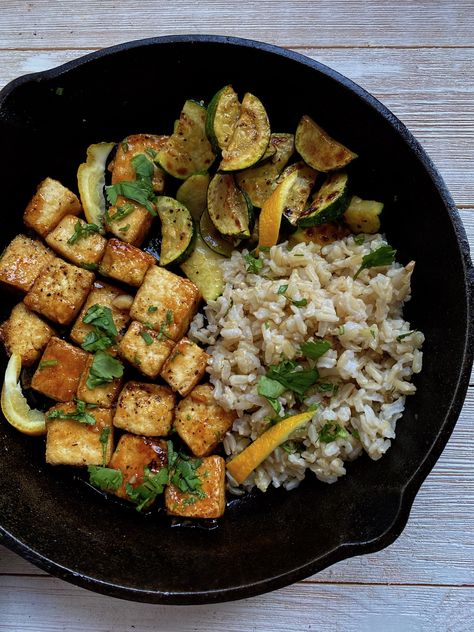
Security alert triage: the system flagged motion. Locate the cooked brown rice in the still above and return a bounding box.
[189,235,424,493]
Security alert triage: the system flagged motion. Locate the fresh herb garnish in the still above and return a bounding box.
[354,245,397,279]
[257,375,286,415]
[121,139,129,152]
[291,298,308,307]
[86,351,124,389]
[145,147,158,160]
[318,422,349,443]
[38,359,59,370]
[140,330,154,346]
[396,330,417,342]
[277,284,288,295]
[316,382,337,393]
[167,440,206,499]
[266,359,319,397]
[244,252,263,274]
[88,466,123,491]
[147,305,158,313]
[336,325,345,336]
[83,305,118,338]
[107,202,135,223]
[81,262,98,271]
[47,400,96,425]
[106,153,156,216]
[131,153,154,179]
[156,309,174,340]
[99,427,111,467]
[300,340,332,360]
[354,234,365,245]
[67,220,100,245]
[118,224,130,233]
[126,467,169,512]
[82,330,115,352]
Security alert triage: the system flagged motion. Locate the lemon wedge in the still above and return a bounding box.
[257,169,298,251]
[1,353,46,436]
[226,410,314,484]
[77,141,116,231]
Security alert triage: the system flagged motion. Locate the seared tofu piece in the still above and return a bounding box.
[0,302,55,367]
[118,320,174,378]
[24,177,81,238]
[113,381,175,436]
[31,337,88,402]
[130,266,201,341]
[70,280,132,346]
[105,199,153,246]
[99,238,156,287]
[76,353,123,407]
[24,258,94,325]
[0,234,55,293]
[174,384,235,457]
[45,403,114,466]
[108,433,168,503]
[165,455,226,519]
[160,337,209,396]
[111,134,168,193]
[45,214,107,267]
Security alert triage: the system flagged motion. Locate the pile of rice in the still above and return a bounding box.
[189,234,424,493]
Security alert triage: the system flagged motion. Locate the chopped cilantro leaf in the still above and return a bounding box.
[83,305,118,338]
[244,252,263,274]
[86,351,124,389]
[140,330,154,346]
[396,330,417,342]
[47,400,96,425]
[88,466,123,491]
[318,422,349,443]
[277,284,288,295]
[131,153,154,179]
[107,203,135,223]
[67,220,100,245]
[353,234,365,245]
[147,305,158,313]
[99,426,111,466]
[38,359,58,370]
[81,262,98,271]
[266,359,319,397]
[291,298,308,307]
[300,340,332,360]
[126,467,169,512]
[354,245,397,279]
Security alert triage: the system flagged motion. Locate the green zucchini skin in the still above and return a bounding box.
[280,161,319,225]
[297,172,351,227]
[180,234,225,302]
[156,196,196,266]
[157,100,215,179]
[295,115,357,172]
[199,209,237,257]
[207,173,253,238]
[206,85,240,153]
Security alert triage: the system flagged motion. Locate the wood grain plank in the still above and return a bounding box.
[0,0,473,48]
[0,48,472,205]
[0,575,473,632]
[2,389,473,584]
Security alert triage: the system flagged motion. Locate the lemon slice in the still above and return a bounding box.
[226,410,314,484]
[1,353,46,436]
[77,142,116,231]
[257,169,298,251]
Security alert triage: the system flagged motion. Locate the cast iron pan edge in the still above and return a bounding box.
[0,35,473,604]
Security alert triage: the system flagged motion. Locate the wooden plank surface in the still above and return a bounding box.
[0,1,473,630]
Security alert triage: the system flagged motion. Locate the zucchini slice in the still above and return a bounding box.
[295,115,357,172]
[289,223,350,247]
[297,172,350,227]
[77,141,116,232]
[206,85,240,152]
[199,209,236,257]
[343,195,383,234]
[280,161,319,225]
[207,173,253,238]
[156,196,196,266]
[176,172,210,221]
[180,234,225,302]
[219,93,271,171]
[157,100,216,179]
[235,132,295,207]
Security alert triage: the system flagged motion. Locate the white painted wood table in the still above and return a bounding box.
[0,2,473,630]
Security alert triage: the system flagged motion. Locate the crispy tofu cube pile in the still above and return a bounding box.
[0,164,232,520]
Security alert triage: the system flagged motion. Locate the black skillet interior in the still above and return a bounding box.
[0,36,472,604]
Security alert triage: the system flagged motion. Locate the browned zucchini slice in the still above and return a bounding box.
[295,115,357,172]
[207,173,253,238]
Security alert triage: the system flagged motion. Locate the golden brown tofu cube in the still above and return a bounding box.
[118,320,174,378]
[130,266,201,341]
[105,199,153,246]
[31,337,88,402]
[24,258,94,325]
[113,381,175,436]
[99,238,156,287]
[0,234,55,293]
[45,403,114,466]
[45,214,107,267]
[160,337,209,396]
[0,302,55,367]
[70,280,132,346]
[24,177,81,238]
[111,134,168,193]
[108,434,168,503]
[174,384,236,457]
[76,353,123,407]
[165,455,226,519]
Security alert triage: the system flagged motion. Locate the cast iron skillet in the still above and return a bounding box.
[0,35,472,605]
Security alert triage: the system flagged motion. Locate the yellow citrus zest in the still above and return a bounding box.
[1,353,46,436]
[226,410,314,484]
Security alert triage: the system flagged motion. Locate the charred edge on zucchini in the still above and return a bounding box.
[207,173,253,238]
[156,196,196,266]
[297,172,351,227]
[199,209,237,257]
[295,115,357,172]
